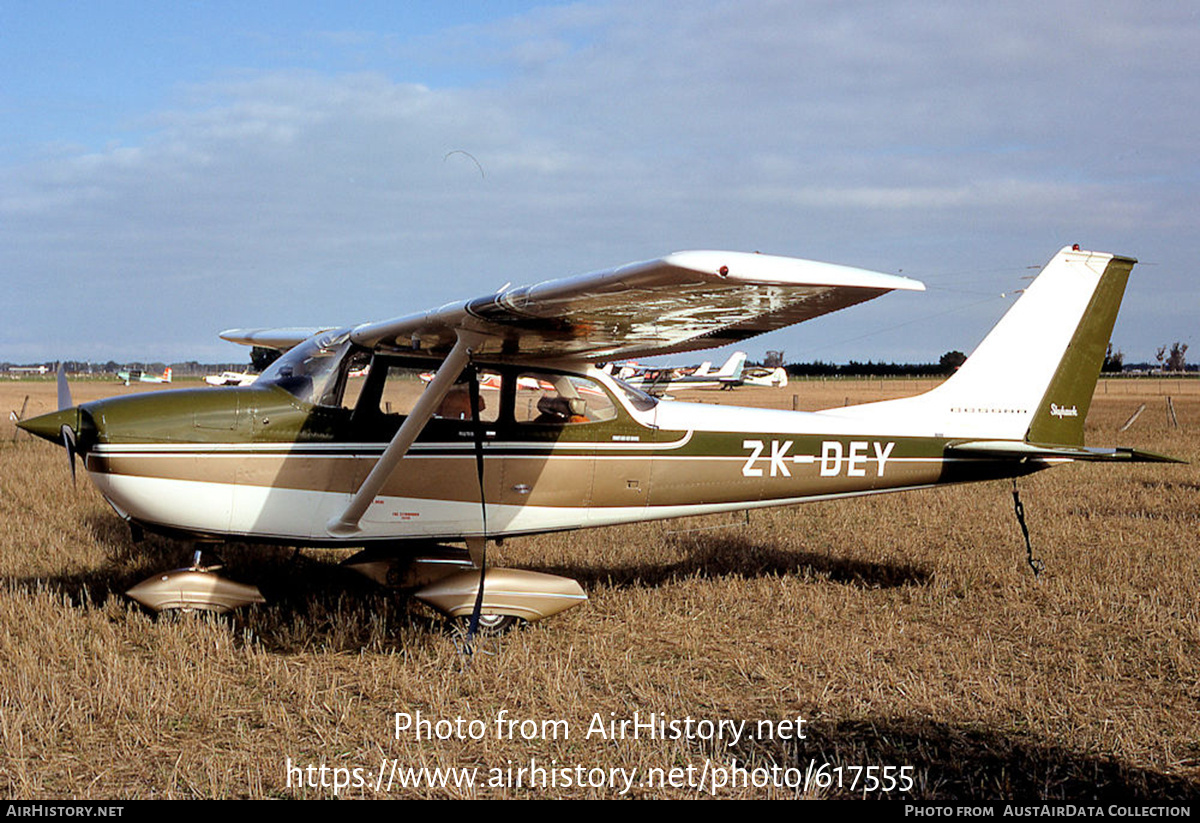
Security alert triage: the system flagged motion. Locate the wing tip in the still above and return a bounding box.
[663,250,925,291]
[219,327,329,350]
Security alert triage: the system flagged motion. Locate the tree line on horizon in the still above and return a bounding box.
[3,341,1194,378]
[782,342,1194,377]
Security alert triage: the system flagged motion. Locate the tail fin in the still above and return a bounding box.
[716,351,747,380]
[832,246,1136,444]
[932,246,1134,443]
[163,367,172,383]
[1022,252,1134,445]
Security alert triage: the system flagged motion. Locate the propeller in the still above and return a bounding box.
[14,367,87,483]
[9,395,29,443]
[60,424,77,486]
[58,367,77,485]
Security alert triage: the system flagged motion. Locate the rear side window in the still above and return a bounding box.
[514,372,617,426]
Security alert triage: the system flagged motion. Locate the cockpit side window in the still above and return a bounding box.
[514,372,618,425]
[334,349,372,409]
[376,364,430,417]
[434,370,502,423]
[369,361,500,423]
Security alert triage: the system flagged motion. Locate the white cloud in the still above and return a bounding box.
[1,0,1196,363]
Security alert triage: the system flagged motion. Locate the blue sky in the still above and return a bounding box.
[2,1,1196,364]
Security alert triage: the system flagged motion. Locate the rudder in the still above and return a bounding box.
[1024,253,1135,445]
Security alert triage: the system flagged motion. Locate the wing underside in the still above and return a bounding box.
[352,250,923,361]
[221,250,924,362]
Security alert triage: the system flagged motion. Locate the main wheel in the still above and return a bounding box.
[452,613,521,636]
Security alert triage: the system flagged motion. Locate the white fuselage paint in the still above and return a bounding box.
[79,363,1024,544]
[90,463,951,543]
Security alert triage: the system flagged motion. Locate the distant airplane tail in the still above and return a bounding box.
[163,367,172,383]
[830,246,1164,454]
[716,351,747,382]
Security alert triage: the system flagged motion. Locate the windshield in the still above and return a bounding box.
[258,329,353,405]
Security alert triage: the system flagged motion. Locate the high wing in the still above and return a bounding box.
[219,327,332,352]
[328,251,922,362]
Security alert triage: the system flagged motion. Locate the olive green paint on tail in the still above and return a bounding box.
[1026,255,1136,446]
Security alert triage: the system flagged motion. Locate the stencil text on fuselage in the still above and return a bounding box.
[741,440,896,478]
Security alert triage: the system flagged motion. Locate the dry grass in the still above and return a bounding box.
[0,377,1197,799]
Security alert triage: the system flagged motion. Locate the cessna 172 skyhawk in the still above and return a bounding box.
[19,246,1177,629]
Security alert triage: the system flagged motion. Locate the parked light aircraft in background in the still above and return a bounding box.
[741,365,788,388]
[117,367,171,386]
[204,369,258,387]
[20,247,1178,630]
[609,357,716,381]
[620,351,748,394]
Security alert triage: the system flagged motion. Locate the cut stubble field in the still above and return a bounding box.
[0,377,1197,799]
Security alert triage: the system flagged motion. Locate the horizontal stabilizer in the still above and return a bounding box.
[948,441,1185,463]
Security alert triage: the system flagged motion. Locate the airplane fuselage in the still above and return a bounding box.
[70,362,1041,546]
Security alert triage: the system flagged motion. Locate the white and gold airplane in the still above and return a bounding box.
[20,247,1177,628]
[204,369,257,387]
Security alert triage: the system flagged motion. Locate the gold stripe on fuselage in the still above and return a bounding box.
[86,433,1026,510]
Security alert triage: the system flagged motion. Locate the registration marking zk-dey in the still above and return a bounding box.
[741,440,896,478]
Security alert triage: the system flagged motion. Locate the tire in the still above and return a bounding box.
[452,613,520,636]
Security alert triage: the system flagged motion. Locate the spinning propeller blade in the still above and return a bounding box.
[60,424,77,487]
[58,368,78,484]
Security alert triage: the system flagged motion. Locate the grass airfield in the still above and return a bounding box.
[0,376,1197,799]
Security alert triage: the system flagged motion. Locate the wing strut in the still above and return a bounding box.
[326,330,484,537]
